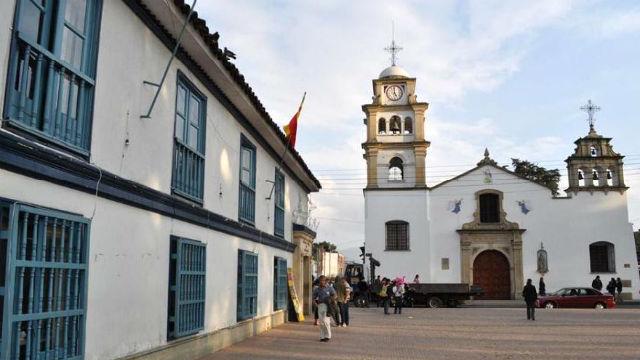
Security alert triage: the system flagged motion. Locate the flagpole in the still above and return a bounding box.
[267,92,306,200]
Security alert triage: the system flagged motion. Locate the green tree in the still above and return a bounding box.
[312,241,337,262]
[511,158,561,196]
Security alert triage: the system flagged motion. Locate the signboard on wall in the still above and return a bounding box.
[287,268,304,322]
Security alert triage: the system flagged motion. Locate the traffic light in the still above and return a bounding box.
[359,246,365,262]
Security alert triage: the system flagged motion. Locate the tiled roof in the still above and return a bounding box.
[172,0,321,190]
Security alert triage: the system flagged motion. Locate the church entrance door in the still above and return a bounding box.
[473,250,511,300]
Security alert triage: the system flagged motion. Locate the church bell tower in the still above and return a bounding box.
[565,100,627,194]
[362,39,430,189]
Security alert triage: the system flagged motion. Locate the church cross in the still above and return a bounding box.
[384,23,403,66]
[580,99,601,130]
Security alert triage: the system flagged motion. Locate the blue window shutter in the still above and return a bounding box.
[239,137,256,224]
[172,74,206,203]
[168,236,206,340]
[274,257,288,310]
[237,250,258,320]
[274,170,285,238]
[1,203,90,359]
[4,0,103,153]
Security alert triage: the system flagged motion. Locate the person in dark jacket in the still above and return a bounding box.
[606,278,616,295]
[591,276,603,291]
[522,279,538,321]
[616,277,623,303]
[538,277,546,296]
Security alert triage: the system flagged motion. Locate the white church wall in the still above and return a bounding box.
[364,189,429,280]
[429,165,640,299]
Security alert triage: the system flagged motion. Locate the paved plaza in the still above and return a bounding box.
[201,307,640,360]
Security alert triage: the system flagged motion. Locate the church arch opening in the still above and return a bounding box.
[473,250,511,300]
[389,116,401,134]
[388,157,404,181]
[404,117,413,134]
[378,118,386,134]
[589,241,615,273]
[479,193,500,223]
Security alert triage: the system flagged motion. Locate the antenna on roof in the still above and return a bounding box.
[141,0,198,119]
[224,47,236,60]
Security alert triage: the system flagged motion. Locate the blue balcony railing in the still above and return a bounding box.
[172,140,205,203]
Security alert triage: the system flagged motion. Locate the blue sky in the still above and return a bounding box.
[198,0,640,256]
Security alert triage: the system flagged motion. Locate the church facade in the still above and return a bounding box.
[363,65,640,301]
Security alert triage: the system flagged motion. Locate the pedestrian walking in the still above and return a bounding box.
[312,277,319,326]
[393,277,406,314]
[616,277,623,303]
[336,277,352,327]
[539,277,546,296]
[329,277,341,326]
[591,275,602,291]
[522,279,537,321]
[413,274,420,284]
[606,278,616,295]
[313,275,337,342]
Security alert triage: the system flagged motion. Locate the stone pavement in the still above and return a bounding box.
[200,307,640,360]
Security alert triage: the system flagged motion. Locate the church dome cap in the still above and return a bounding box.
[379,65,410,79]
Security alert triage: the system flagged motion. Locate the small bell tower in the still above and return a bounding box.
[361,36,430,189]
[565,100,627,193]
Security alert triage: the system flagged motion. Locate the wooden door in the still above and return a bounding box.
[473,250,511,300]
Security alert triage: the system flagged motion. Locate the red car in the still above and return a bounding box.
[537,287,615,309]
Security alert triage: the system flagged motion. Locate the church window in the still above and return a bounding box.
[386,220,409,251]
[589,242,615,273]
[578,169,585,187]
[388,157,403,181]
[592,169,600,186]
[404,117,413,134]
[390,116,401,134]
[378,118,386,134]
[479,193,500,223]
[590,146,598,157]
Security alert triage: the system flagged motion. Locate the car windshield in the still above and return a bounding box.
[548,288,569,296]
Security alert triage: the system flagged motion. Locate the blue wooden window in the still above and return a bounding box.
[172,75,206,203]
[274,169,285,238]
[273,257,288,311]
[167,236,206,340]
[0,203,90,360]
[237,250,258,321]
[0,203,10,352]
[239,137,256,224]
[4,0,102,154]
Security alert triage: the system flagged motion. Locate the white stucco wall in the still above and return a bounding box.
[365,164,640,299]
[0,0,16,114]
[0,0,312,358]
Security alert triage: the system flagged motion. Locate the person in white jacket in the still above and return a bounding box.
[392,279,405,315]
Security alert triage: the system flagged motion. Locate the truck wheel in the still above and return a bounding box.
[427,296,444,308]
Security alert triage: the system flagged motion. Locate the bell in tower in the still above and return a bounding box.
[565,100,628,193]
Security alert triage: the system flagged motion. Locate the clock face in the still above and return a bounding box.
[385,85,404,101]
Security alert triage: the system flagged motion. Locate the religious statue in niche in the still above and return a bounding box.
[537,243,548,274]
[517,200,530,214]
[449,199,462,214]
[483,169,493,184]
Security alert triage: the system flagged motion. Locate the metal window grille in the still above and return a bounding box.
[1,203,90,360]
[237,250,258,321]
[274,170,285,238]
[167,237,206,340]
[385,221,409,250]
[238,138,256,224]
[479,193,500,223]
[273,257,288,310]
[4,0,102,153]
[589,242,615,273]
[172,77,206,203]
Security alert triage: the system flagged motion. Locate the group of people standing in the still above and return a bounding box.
[312,275,352,342]
[592,275,624,301]
[375,276,407,315]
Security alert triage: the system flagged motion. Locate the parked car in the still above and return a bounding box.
[537,287,615,309]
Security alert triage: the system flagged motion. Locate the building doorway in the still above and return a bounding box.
[473,250,511,300]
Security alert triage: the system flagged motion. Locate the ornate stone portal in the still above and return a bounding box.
[292,224,316,315]
[457,189,525,300]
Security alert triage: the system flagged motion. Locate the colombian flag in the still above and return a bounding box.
[283,92,306,148]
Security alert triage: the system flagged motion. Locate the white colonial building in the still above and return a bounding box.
[0,1,319,359]
[363,64,640,301]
